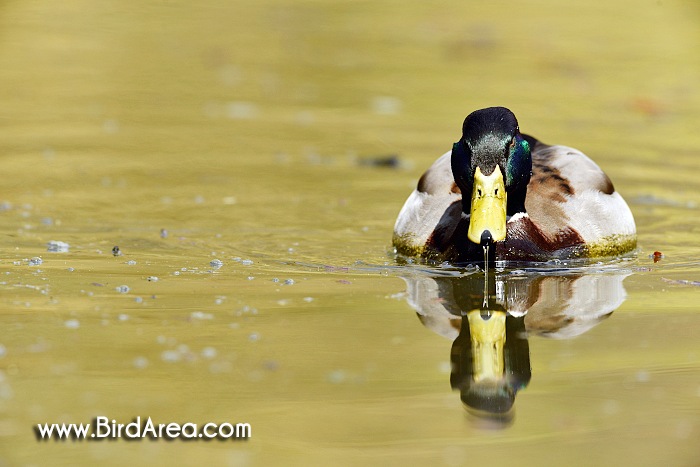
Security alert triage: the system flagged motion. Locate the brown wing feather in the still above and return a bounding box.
[523,137,615,240]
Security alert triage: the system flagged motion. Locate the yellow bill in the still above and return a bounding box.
[467,165,507,244]
[466,309,506,382]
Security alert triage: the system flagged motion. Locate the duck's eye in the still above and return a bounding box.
[477,188,482,197]
[495,188,498,196]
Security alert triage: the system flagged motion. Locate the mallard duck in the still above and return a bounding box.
[393,107,637,262]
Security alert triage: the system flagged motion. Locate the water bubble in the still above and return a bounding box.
[115,285,130,294]
[28,257,43,266]
[284,279,295,285]
[64,319,80,329]
[133,356,149,369]
[47,241,69,253]
[161,350,181,363]
[438,361,451,373]
[371,96,402,115]
[201,347,217,359]
[327,370,346,384]
[241,259,253,266]
[210,259,224,269]
[226,101,259,120]
[191,311,213,320]
[147,276,159,282]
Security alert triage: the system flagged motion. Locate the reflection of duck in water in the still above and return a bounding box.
[451,309,529,420]
[393,107,636,262]
[403,270,629,422]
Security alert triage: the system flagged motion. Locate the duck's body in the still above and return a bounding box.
[393,108,636,263]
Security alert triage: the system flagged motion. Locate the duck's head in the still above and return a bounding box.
[451,107,532,245]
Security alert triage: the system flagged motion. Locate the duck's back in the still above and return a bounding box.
[507,137,636,260]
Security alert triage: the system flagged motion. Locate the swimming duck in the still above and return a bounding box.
[393,107,636,262]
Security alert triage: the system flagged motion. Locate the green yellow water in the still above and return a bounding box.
[1,0,700,465]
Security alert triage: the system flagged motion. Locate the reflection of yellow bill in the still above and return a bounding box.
[467,309,506,381]
[467,165,507,244]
